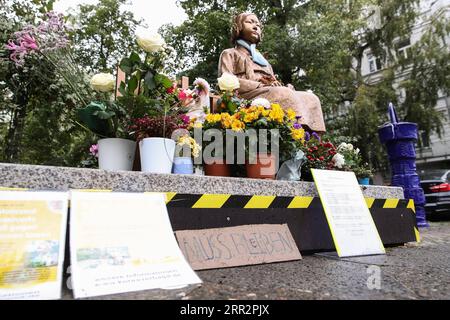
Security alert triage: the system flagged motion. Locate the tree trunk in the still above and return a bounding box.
[4,96,27,163]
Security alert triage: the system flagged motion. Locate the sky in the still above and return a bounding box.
[54,0,188,33]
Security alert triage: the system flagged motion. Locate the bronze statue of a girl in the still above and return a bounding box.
[219,12,326,132]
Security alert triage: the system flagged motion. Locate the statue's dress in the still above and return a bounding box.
[219,46,326,132]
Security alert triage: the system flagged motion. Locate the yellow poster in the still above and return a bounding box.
[0,191,68,300]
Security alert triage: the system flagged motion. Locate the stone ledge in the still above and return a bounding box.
[0,163,404,199]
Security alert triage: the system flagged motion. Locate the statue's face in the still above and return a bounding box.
[240,14,262,44]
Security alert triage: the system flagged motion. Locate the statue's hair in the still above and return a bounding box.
[230,12,262,45]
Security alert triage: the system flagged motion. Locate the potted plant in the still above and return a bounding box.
[117,30,202,174]
[172,133,201,174]
[299,134,338,181]
[129,114,188,173]
[77,73,137,171]
[239,101,303,180]
[336,142,374,185]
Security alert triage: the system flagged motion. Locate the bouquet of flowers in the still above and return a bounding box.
[215,73,247,114]
[336,142,373,179]
[175,134,202,158]
[299,135,338,180]
[237,100,305,163]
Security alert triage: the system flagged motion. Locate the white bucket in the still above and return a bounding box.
[139,138,176,174]
[98,138,136,171]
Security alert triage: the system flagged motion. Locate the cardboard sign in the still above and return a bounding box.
[69,191,202,299]
[0,191,68,300]
[312,169,385,257]
[175,224,302,270]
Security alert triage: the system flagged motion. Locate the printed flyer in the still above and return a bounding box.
[70,191,202,299]
[0,191,69,300]
[312,169,385,257]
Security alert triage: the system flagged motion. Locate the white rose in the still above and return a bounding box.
[136,32,165,53]
[90,73,115,92]
[332,153,345,168]
[338,142,347,151]
[251,98,271,109]
[355,148,360,154]
[347,143,354,151]
[217,72,240,91]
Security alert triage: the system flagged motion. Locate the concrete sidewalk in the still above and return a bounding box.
[63,222,450,300]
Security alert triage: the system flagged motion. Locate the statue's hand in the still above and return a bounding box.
[271,80,283,87]
[287,83,295,91]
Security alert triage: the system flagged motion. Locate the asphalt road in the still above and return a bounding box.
[62,222,450,300]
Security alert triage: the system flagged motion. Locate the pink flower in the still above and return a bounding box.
[193,78,210,97]
[89,144,99,158]
[167,83,177,94]
[21,34,38,50]
[181,115,191,124]
[178,90,188,100]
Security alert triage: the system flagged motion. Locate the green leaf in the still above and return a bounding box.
[128,75,138,94]
[93,110,116,120]
[119,58,132,74]
[144,71,156,90]
[77,102,112,137]
[129,52,141,65]
[155,73,173,89]
[119,81,127,96]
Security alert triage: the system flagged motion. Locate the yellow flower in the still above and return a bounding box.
[262,110,270,117]
[205,113,222,123]
[177,135,202,158]
[291,128,306,141]
[221,113,232,129]
[192,122,203,129]
[231,119,245,132]
[269,104,284,123]
[244,112,259,123]
[287,109,296,121]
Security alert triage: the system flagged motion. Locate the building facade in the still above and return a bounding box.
[361,0,450,172]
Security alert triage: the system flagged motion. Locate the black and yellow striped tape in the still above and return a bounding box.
[165,193,412,209]
[0,188,420,242]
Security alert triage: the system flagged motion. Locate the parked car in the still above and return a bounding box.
[419,169,450,220]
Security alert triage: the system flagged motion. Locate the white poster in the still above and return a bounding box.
[311,169,385,257]
[69,191,202,299]
[0,191,69,300]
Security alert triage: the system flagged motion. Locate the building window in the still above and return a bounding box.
[396,39,412,61]
[418,131,431,148]
[367,53,383,73]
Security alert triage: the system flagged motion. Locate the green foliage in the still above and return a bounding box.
[163,0,449,175]
[70,0,144,72]
[0,0,141,166]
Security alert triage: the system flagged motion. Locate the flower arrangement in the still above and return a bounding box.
[336,142,373,179]
[215,73,247,114]
[5,12,91,120]
[236,103,305,163]
[298,135,337,180]
[6,11,141,140]
[175,134,202,158]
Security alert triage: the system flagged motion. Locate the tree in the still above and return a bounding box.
[71,0,144,73]
[163,0,449,173]
[0,0,145,166]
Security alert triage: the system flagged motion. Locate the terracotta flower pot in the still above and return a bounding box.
[246,153,277,180]
[204,160,231,177]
